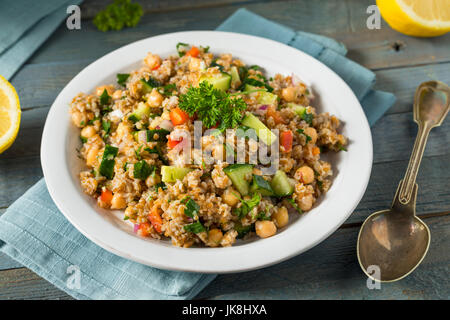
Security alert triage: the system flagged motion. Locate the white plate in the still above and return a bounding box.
[41,31,372,273]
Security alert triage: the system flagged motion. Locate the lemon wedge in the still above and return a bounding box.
[377,0,450,37]
[0,75,21,154]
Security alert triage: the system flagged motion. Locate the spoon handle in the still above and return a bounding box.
[398,122,431,205]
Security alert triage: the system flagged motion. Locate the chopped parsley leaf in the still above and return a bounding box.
[184,221,206,233]
[133,160,154,180]
[176,42,189,57]
[296,128,312,143]
[117,73,130,86]
[100,89,111,106]
[184,198,200,218]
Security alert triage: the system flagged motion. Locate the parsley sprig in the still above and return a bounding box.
[93,0,143,32]
[178,81,247,130]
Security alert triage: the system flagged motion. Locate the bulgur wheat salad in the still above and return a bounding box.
[70,43,348,248]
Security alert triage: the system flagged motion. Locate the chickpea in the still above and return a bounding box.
[208,229,223,246]
[222,187,240,207]
[147,89,164,107]
[81,126,96,139]
[71,111,87,127]
[281,87,298,102]
[96,85,114,97]
[86,147,99,167]
[144,52,162,70]
[303,127,317,144]
[272,207,289,228]
[111,194,127,209]
[255,220,277,238]
[112,90,123,100]
[296,165,315,184]
[299,194,314,211]
[146,173,161,187]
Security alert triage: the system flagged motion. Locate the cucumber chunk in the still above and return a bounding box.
[161,166,193,183]
[128,102,150,122]
[199,73,231,91]
[287,103,306,117]
[244,84,265,92]
[223,164,253,196]
[241,112,276,146]
[230,66,240,85]
[270,170,294,197]
[258,91,278,105]
[250,175,274,196]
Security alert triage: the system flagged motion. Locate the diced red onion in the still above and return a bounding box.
[133,224,140,233]
[259,105,268,110]
[291,73,302,85]
[159,119,174,131]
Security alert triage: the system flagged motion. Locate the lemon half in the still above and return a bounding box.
[0,75,21,154]
[377,0,450,37]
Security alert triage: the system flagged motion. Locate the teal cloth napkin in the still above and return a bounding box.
[0,0,83,80]
[0,8,396,300]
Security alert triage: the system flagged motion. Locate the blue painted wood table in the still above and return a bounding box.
[0,0,448,299]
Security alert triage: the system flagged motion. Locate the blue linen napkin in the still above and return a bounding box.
[0,0,83,80]
[0,8,396,300]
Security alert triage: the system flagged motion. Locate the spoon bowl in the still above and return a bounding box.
[357,185,430,282]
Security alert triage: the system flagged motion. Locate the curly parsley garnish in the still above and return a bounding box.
[93,0,143,32]
[178,81,247,130]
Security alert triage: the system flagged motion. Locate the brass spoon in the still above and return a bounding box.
[357,80,450,282]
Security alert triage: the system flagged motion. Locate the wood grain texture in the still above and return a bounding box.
[198,215,450,300]
[0,0,449,299]
[0,215,446,300]
[26,0,450,71]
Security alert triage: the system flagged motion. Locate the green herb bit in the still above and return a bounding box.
[80,136,88,144]
[123,216,130,221]
[176,42,189,57]
[100,89,111,106]
[287,198,303,215]
[159,83,177,96]
[233,193,261,219]
[317,180,323,190]
[302,113,314,125]
[184,221,206,234]
[141,77,161,88]
[235,222,252,239]
[147,129,170,142]
[117,73,130,86]
[154,182,167,192]
[184,198,200,218]
[93,0,143,32]
[249,65,261,70]
[144,146,169,165]
[133,160,154,180]
[210,59,224,71]
[178,81,247,130]
[123,161,128,171]
[201,45,210,53]
[337,144,347,152]
[102,120,111,135]
[128,114,139,123]
[242,77,273,92]
[296,129,312,143]
[99,145,118,179]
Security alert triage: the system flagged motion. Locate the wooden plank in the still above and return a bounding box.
[0,215,446,299]
[27,0,450,70]
[198,215,450,300]
[0,268,72,300]
[79,0,267,18]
